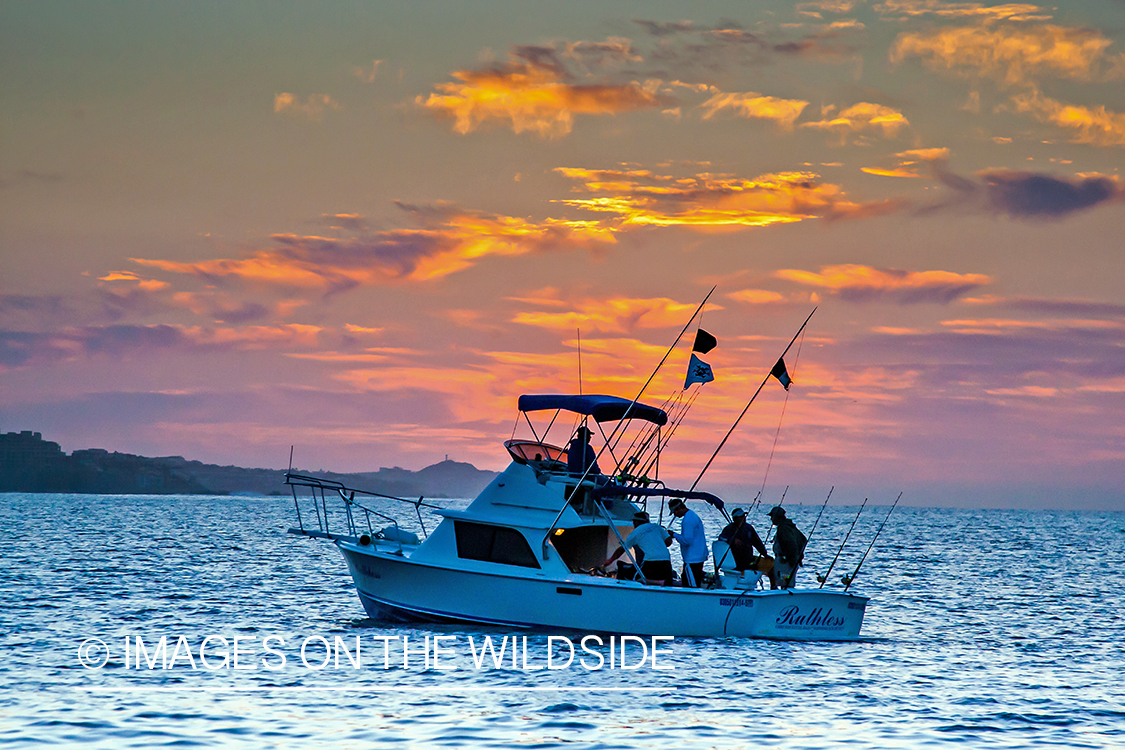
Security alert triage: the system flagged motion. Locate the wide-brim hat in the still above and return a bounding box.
[731,508,745,518]
[768,506,786,518]
[668,497,685,511]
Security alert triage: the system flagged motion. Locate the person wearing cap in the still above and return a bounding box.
[565,424,602,514]
[768,506,807,589]
[566,424,601,478]
[668,497,707,587]
[718,508,769,572]
[602,511,674,586]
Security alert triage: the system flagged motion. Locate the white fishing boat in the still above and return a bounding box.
[286,392,869,640]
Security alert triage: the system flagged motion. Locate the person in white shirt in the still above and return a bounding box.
[669,497,707,587]
[602,511,673,585]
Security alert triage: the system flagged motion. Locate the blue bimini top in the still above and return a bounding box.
[517,394,668,426]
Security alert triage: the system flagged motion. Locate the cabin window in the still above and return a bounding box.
[453,521,541,568]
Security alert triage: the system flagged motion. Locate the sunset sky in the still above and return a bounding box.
[3,1,1123,508]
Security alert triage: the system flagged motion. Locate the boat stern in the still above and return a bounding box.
[740,589,868,640]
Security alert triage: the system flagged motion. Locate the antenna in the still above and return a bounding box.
[577,327,583,396]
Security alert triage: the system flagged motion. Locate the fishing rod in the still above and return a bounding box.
[843,492,902,591]
[689,307,817,492]
[625,386,701,483]
[614,388,686,477]
[804,486,834,548]
[762,485,790,545]
[818,497,867,589]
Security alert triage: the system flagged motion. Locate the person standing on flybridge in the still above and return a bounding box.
[566,425,600,477]
[669,497,707,587]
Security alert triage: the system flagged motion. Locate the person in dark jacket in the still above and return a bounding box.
[565,425,602,514]
[566,425,600,477]
[768,506,806,589]
[718,507,769,571]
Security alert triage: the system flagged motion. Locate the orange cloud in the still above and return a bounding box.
[344,324,384,335]
[939,317,1123,333]
[727,289,787,305]
[1008,90,1125,147]
[861,167,925,178]
[133,205,616,290]
[776,264,992,303]
[890,21,1125,87]
[797,1,857,12]
[170,323,325,349]
[554,166,899,228]
[321,332,694,430]
[699,91,809,129]
[876,2,1049,21]
[416,50,666,138]
[274,93,343,120]
[98,272,169,292]
[898,148,951,161]
[285,352,391,364]
[800,102,910,140]
[513,297,702,334]
[862,147,951,178]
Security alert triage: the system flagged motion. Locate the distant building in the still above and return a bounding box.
[0,431,63,464]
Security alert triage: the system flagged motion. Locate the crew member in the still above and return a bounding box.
[565,425,602,514]
[603,511,674,586]
[718,507,768,571]
[768,506,807,589]
[566,425,600,478]
[668,497,707,587]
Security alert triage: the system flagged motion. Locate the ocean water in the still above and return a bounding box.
[1,493,1123,748]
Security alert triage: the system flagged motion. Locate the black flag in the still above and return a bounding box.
[693,329,717,354]
[770,357,792,390]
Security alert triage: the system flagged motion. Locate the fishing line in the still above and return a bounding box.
[755,326,807,504]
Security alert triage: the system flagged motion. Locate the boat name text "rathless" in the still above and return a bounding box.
[775,606,847,629]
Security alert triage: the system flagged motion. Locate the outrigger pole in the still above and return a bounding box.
[689,307,817,493]
[605,286,716,454]
[843,492,902,591]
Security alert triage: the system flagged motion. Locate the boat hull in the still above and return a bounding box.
[338,542,868,640]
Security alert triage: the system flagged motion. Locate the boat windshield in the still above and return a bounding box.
[505,439,566,466]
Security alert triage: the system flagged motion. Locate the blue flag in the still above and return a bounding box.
[685,353,715,388]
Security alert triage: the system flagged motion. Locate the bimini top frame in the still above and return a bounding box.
[518,394,668,426]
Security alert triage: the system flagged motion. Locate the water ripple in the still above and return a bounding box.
[1,496,1123,748]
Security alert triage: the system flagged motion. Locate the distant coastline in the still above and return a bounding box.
[0,430,498,498]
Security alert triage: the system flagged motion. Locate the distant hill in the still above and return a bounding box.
[0,430,498,498]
